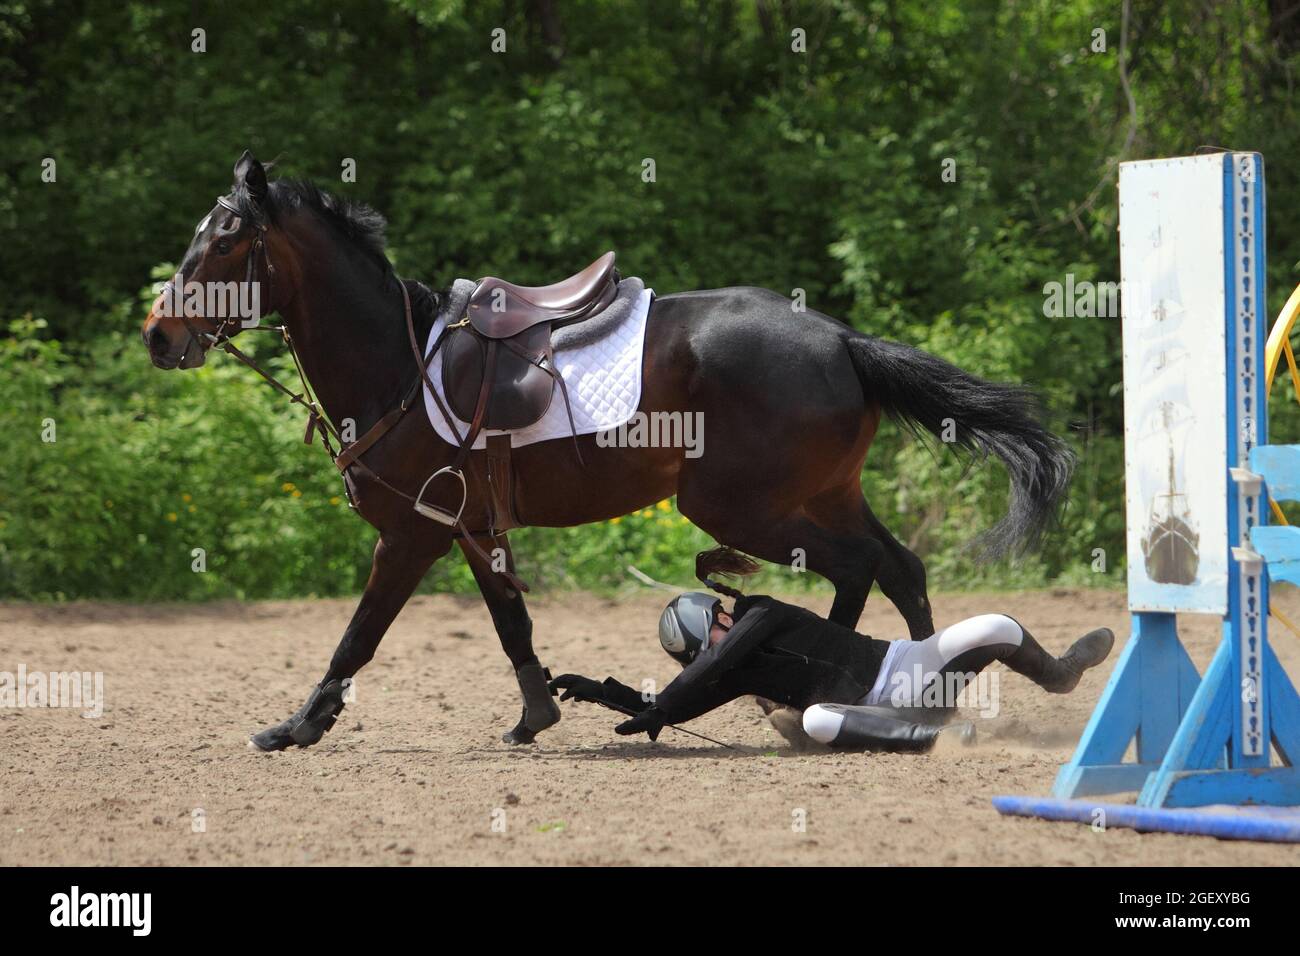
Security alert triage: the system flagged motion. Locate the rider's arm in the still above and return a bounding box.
[594,677,657,714]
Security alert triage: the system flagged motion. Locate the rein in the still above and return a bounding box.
[180,205,527,592]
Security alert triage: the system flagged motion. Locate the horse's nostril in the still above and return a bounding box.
[148,326,171,356]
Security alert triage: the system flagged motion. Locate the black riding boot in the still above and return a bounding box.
[818,704,977,753]
[1004,625,1115,693]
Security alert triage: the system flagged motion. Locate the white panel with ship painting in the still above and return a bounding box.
[1120,155,1229,614]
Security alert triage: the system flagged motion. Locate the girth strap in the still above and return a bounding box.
[485,434,523,532]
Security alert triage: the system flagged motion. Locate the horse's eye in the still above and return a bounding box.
[215,238,233,255]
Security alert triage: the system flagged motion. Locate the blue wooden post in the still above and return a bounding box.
[1052,612,1200,798]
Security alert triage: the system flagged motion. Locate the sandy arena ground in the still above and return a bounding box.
[3,586,1299,866]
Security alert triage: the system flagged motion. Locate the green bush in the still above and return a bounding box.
[0,311,378,599]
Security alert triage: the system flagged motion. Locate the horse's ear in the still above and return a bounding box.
[233,149,269,204]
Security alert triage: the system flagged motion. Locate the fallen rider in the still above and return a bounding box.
[549,548,1114,751]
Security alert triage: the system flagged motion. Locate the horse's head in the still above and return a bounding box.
[142,150,283,369]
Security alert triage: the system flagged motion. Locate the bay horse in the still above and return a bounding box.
[141,152,1073,750]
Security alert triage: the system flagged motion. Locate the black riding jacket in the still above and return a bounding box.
[601,595,890,722]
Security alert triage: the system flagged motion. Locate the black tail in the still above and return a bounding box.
[846,334,1074,558]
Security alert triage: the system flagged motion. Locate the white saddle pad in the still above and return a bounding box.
[422,287,653,449]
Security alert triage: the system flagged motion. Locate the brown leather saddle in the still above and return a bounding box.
[441,251,618,431]
[421,252,619,537]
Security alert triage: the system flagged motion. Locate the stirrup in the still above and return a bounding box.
[413,466,467,527]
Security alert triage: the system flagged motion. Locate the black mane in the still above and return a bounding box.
[227,176,391,272]
[227,173,444,327]
[268,179,390,266]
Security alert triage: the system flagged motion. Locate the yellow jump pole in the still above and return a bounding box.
[1264,283,1300,541]
[1265,282,1300,393]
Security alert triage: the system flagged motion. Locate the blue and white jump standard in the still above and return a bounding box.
[994,153,1300,841]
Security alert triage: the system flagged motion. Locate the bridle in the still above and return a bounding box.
[178,194,277,347]
[217,193,277,302]
[171,195,528,593]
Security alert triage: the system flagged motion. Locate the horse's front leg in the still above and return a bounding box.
[250,529,451,751]
[459,534,560,744]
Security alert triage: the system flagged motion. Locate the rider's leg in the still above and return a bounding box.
[802,703,975,752]
[802,616,1115,751]
[875,614,1115,708]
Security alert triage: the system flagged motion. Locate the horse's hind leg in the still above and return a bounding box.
[805,487,934,639]
[459,534,560,745]
[860,499,934,640]
[690,484,932,639]
[802,519,887,631]
[682,495,885,630]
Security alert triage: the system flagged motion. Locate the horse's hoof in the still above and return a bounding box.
[249,680,348,751]
[250,713,333,751]
[250,720,296,751]
[502,721,537,745]
[501,701,560,745]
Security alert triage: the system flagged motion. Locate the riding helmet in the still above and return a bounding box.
[658,592,722,665]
